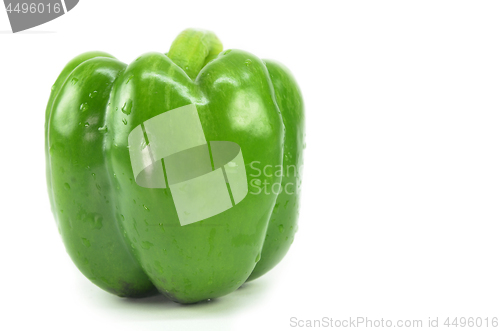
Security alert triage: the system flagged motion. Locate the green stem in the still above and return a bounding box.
[167,28,223,79]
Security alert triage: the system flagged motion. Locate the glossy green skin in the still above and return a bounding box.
[247,61,305,281]
[46,46,303,303]
[45,52,156,297]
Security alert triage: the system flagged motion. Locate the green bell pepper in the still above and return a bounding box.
[45,28,305,303]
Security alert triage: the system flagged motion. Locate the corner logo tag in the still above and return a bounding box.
[4,0,79,33]
[128,104,248,226]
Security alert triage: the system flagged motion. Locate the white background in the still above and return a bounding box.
[1,1,500,330]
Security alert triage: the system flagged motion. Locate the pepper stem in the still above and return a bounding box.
[167,28,223,79]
